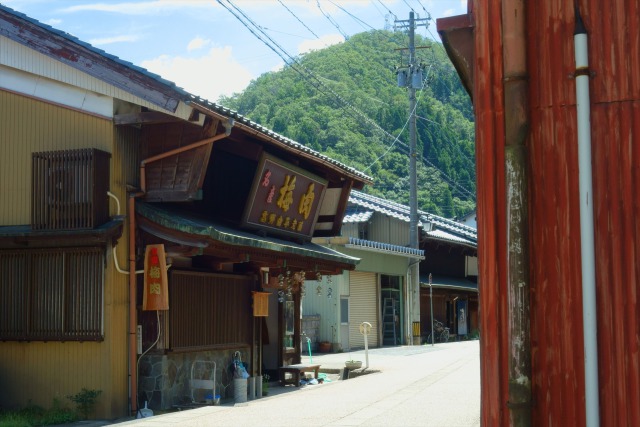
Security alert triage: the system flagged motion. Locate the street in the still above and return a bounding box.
[115,341,480,427]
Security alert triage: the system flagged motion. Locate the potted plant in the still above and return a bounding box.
[262,374,270,396]
[318,341,332,353]
[345,360,362,370]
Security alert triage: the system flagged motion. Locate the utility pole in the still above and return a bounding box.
[395,12,429,345]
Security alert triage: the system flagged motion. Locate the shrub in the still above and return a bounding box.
[67,388,102,420]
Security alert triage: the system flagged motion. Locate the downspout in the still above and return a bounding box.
[128,191,144,415]
[502,0,532,425]
[574,7,600,426]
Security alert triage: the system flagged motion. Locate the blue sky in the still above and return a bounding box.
[3,0,467,102]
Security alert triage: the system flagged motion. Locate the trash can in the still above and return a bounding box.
[233,378,247,403]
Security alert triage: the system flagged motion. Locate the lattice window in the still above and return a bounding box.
[32,149,111,230]
[0,248,104,341]
[169,271,252,350]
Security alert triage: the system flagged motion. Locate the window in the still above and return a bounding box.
[340,297,349,325]
[381,275,401,290]
[357,222,368,240]
[0,248,104,341]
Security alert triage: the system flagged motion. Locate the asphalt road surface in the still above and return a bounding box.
[108,340,481,427]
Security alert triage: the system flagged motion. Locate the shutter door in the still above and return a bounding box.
[349,271,378,348]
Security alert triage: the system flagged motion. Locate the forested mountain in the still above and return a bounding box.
[219,29,475,219]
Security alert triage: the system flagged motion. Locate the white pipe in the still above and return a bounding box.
[113,246,145,275]
[574,11,600,427]
[107,191,121,216]
[108,191,144,275]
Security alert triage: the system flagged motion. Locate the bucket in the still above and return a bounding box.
[136,401,153,419]
[233,378,247,403]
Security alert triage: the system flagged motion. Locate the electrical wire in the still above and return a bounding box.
[276,0,320,39]
[316,0,350,40]
[328,0,377,32]
[218,0,476,202]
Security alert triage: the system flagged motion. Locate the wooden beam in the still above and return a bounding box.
[114,111,184,126]
[0,9,182,111]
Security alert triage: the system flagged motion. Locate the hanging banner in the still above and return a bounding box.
[143,244,169,311]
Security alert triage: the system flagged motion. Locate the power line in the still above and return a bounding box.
[316,0,349,40]
[276,0,320,39]
[328,0,377,32]
[218,0,476,202]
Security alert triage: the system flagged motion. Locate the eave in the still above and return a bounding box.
[436,13,475,101]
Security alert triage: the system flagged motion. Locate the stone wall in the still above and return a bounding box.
[138,346,250,410]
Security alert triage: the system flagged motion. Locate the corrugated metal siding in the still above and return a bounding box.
[107,123,139,418]
[0,90,134,418]
[301,279,339,343]
[0,91,111,225]
[472,0,640,425]
[368,215,409,247]
[348,271,378,348]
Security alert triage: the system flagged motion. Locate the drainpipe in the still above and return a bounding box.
[502,0,532,425]
[128,191,144,415]
[574,7,600,426]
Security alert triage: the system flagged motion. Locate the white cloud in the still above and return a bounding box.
[141,46,254,101]
[89,34,139,45]
[187,37,211,52]
[60,1,215,15]
[45,18,62,25]
[298,34,344,55]
[442,8,456,17]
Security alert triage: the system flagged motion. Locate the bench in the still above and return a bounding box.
[278,364,321,387]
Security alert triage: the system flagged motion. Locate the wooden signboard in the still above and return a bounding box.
[242,153,327,239]
[143,244,169,311]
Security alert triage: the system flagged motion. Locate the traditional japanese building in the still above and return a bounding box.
[0,5,371,418]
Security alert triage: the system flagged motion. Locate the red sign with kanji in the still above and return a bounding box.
[143,244,169,311]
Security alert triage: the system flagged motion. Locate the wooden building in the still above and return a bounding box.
[0,5,370,418]
[305,191,477,351]
[438,1,640,425]
[305,190,425,352]
[420,214,478,342]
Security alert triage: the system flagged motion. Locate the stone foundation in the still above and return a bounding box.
[138,346,250,411]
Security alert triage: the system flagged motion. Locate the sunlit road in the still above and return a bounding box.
[117,341,480,427]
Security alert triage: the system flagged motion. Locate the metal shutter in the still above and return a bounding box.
[348,271,378,349]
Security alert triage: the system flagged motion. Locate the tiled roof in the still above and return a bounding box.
[348,191,414,223]
[343,209,374,224]
[0,4,372,184]
[422,213,477,244]
[190,98,372,183]
[348,190,477,247]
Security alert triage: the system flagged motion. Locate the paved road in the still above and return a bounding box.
[110,341,480,427]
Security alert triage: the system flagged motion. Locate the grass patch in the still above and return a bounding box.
[0,399,78,427]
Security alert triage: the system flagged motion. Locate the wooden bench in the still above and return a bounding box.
[278,364,321,387]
